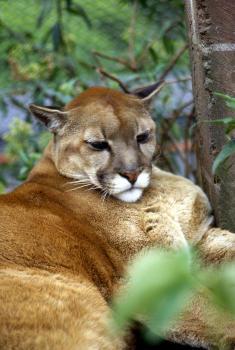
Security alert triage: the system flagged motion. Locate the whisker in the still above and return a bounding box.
[63,179,91,187]
[67,180,89,184]
[65,183,93,192]
[86,186,100,192]
[101,188,109,205]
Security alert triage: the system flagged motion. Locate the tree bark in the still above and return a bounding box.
[184,0,235,232]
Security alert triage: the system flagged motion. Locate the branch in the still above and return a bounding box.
[9,96,30,113]
[165,77,192,85]
[92,51,137,71]
[164,20,181,36]
[160,100,193,143]
[96,68,129,93]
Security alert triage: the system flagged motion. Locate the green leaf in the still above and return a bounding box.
[212,139,235,174]
[18,150,29,164]
[112,248,194,332]
[170,122,182,141]
[52,22,64,51]
[204,117,234,126]
[29,153,41,162]
[65,0,73,8]
[215,92,235,110]
[162,36,174,54]
[19,166,29,180]
[148,47,158,63]
[225,121,235,134]
[200,263,235,315]
[147,285,193,336]
[66,4,92,28]
[203,118,235,135]
[226,101,235,109]
[41,27,52,44]
[37,0,52,28]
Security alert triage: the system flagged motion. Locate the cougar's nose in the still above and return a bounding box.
[119,171,140,185]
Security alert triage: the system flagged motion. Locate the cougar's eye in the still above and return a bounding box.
[136,131,150,144]
[86,140,110,151]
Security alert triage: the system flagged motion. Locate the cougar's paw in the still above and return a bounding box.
[142,204,188,250]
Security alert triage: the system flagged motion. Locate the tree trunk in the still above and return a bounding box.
[184,0,235,232]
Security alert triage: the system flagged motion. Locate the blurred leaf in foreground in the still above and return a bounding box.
[112,247,235,342]
[112,248,195,337]
[200,263,235,315]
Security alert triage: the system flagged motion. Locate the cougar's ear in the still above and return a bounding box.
[29,104,68,133]
[132,81,165,102]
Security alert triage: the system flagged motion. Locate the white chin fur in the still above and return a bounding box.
[113,188,143,203]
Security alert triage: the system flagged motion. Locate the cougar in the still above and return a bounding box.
[0,84,234,349]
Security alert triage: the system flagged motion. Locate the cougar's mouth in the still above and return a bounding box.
[66,170,151,203]
[113,187,144,203]
[106,170,151,203]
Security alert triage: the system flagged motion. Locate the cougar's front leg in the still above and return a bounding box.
[197,227,235,265]
[141,197,188,250]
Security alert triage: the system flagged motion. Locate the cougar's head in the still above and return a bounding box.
[29,83,163,203]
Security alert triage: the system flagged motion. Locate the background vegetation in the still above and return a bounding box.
[0,0,192,191]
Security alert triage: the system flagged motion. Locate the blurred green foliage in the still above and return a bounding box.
[3,119,51,181]
[113,248,193,338]
[207,93,235,174]
[112,247,235,342]
[0,0,188,92]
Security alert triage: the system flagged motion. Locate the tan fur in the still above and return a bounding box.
[0,87,234,349]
